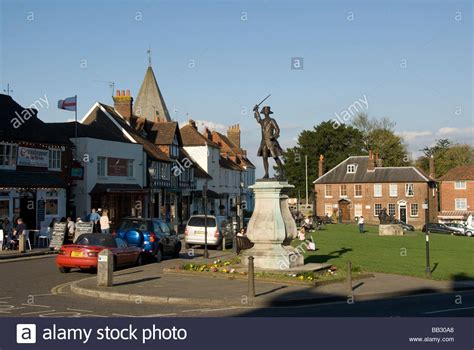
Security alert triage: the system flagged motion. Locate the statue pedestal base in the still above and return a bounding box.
[241,180,304,271]
[379,224,404,236]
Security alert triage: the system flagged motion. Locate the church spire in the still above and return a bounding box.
[133,57,171,123]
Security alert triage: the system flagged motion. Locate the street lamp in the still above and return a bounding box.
[148,166,156,218]
[424,198,431,277]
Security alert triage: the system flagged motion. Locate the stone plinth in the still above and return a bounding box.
[379,224,404,236]
[242,180,304,270]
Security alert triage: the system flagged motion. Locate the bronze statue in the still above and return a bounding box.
[253,104,285,179]
[378,208,390,225]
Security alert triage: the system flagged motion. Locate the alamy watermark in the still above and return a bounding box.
[331,94,369,129]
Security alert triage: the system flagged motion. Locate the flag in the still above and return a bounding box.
[57,96,77,111]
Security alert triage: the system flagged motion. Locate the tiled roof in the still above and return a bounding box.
[438,165,474,181]
[151,122,180,145]
[0,94,71,145]
[180,125,220,148]
[438,210,474,219]
[212,131,256,169]
[219,156,242,171]
[314,156,430,184]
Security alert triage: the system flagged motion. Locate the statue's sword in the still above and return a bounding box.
[255,94,271,108]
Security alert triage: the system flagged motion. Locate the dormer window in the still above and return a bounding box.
[347,164,357,174]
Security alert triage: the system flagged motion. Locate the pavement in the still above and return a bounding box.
[70,250,474,307]
[0,248,57,261]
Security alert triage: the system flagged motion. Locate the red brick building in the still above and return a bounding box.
[313,152,437,229]
[437,164,474,223]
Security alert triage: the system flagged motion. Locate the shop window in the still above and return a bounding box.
[45,199,58,216]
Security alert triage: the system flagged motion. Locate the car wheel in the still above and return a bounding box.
[59,267,71,273]
[136,254,144,266]
[467,231,473,237]
[173,243,181,258]
[155,247,163,263]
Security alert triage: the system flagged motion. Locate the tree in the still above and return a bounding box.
[351,113,409,166]
[278,121,364,197]
[416,139,474,178]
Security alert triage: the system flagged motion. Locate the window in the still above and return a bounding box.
[160,163,170,180]
[325,185,332,197]
[410,203,419,217]
[0,143,17,167]
[97,157,106,176]
[374,203,382,216]
[324,204,333,216]
[388,203,396,216]
[45,199,58,216]
[340,184,347,197]
[128,160,134,177]
[48,149,61,170]
[389,184,398,197]
[374,184,382,197]
[455,181,466,189]
[405,183,414,197]
[354,203,362,217]
[347,164,357,174]
[354,184,362,197]
[455,198,467,211]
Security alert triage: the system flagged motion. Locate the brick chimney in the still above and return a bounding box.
[375,151,383,167]
[188,119,197,130]
[204,127,212,140]
[429,155,435,179]
[318,154,324,178]
[227,124,241,148]
[367,150,375,171]
[113,89,133,122]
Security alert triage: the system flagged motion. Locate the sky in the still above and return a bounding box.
[1,0,472,176]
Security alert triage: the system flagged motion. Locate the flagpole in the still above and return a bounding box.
[74,94,78,160]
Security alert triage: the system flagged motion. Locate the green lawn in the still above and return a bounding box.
[300,224,474,281]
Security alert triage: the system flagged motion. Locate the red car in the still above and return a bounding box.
[56,233,142,273]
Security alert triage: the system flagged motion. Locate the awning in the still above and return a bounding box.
[89,183,147,195]
[437,210,473,220]
[0,170,67,189]
[192,189,221,199]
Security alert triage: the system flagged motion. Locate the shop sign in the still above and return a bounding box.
[17,147,49,168]
[107,158,129,176]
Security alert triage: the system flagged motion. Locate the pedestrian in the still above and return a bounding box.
[358,216,365,233]
[237,227,246,237]
[11,217,27,250]
[99,209,111,234]
[298,227,306,241]
[2,218,13,250]
[88,208,100,233]
[66,217,75,241]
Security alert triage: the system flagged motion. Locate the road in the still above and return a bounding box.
[0,255,473,317]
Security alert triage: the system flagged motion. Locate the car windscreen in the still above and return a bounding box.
[119,219,151,231]
[76,234,117,247]
[187,217,216,227]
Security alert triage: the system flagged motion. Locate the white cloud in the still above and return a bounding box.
[397,130,432,141]
[437,126,474,136]
[179,119,227,133]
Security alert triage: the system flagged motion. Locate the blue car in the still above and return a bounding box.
[115,218,181,262]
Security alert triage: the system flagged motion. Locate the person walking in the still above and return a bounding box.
[88,208,100,233]
[358,216,365,233]
[99,209,111,234]
[66,217,75,242]
[2,218,13,250]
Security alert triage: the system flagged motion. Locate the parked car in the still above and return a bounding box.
[184,215,233,250]
[115,217,181,262]
[392,219,415,231]
[445,223,467,235]
[56,233,142,273]
[422,223,458,235]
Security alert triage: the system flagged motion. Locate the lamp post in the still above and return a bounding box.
[148,166,156,218]
[203,180,209,259]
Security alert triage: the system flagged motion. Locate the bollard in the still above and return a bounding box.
[19,234,26,253]
[425,232,431,278]
[222,237,226,251]
[97,249,114,287]
[248,256,255,298]
[347,261,352,294]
